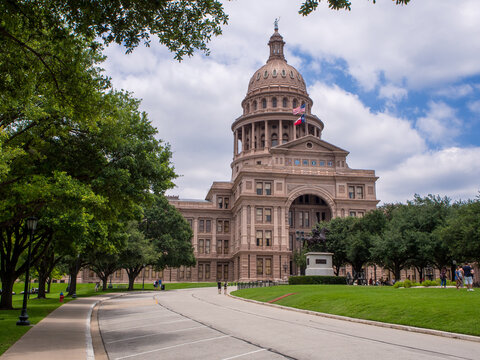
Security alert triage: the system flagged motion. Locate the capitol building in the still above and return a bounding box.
[165,26,379,283]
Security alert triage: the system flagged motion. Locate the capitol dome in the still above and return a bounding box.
[246,28,307,96]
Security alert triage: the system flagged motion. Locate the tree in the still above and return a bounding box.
[140,196,196,271]
[299,0,410,14]
[117,221,156,291]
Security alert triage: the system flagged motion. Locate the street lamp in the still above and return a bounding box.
[17,216,38,326]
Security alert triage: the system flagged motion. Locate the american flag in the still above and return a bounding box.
[294,114,305,126]
[292,103,306,115]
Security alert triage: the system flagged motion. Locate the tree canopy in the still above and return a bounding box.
[299,0,411,15]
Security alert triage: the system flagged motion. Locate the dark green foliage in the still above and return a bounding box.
[299,0,410,15]
[289,275,347,285]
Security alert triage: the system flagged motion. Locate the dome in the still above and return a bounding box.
[246,29,307,96]
[247,59,307,95]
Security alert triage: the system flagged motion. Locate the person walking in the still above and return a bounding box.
[224,281,228,295]
[217,281,222,294]
[455,265,464,289]
[462,263,474,291]
[440,267,447,288]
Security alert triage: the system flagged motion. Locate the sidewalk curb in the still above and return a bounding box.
[229,292,480,343]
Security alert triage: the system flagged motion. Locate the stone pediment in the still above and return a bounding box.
[271,135,349,155]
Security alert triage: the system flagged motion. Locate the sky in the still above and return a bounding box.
[103,0,480,205]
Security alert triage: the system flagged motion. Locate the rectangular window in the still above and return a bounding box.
[186,267,191,280]
[217,264,223,280]
[265,258,272,275]
[319,161,325,166]
[256,230,263,246]
[224,198,229,209]
[187,219,193,229]
[288,211,293,226]
[256,182,263,195]
[356,186,364,199]
[205,264,210,279]
[348,186,355,199]
[198,239,204,254]
[217,240,222,254]
[304,212,310,228]
[294,159,301,166]
[224,264,228,281]
[179,267,184,279]
[265,182,272,195]
[265,230,272,246]
[218,197,223,209]
[265,208,272,223]
[198,264,204,280]
[350,211,356,217]
[206,239,211,254]
[224,240,229,254]
[299,212,303,227]
[224,221,230,233]
[199,220,205,232]
[257,258,263,275]
[256,208,263,222]
[116,270,122,278]
[289,234,294,250]
[302,159,308,166]
[217,220,223,233]
[205,220,211,233]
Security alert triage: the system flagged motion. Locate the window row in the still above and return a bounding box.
[245,98,307,113]
[256,181,272,195]
[257,257,272,276]
[198,239,229,254]
[289,211,328,228]
[256,208,272,223]
[286,158,335,167]
[256,230,272,246]
[348,185,364,199]
[177,266,192,280]
[197,219,230,233]
[217,220,230,233]
[217,196,230,209]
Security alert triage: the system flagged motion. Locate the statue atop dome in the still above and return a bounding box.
[274,17,280,31]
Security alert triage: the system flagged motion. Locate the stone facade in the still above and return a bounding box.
[166,27,379,282]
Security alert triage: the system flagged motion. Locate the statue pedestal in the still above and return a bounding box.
[305,252,334,276]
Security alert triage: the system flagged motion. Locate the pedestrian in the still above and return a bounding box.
[462,263,474,291]
[455,265,464,289]
[440,267,447,288]
[95,282,99,292]
[224,281,228,295]
[217,281,221,294]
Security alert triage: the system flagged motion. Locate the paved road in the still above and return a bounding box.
[98,288,480,360]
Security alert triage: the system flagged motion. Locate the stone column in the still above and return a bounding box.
[265,119,269,149]
[250,204,255,246]
[279,120,283,143]
[234,129,238,155]
[273,206,278,249]
[280,206,286,248]
[252,122,255,150]
[212,219,217,254]
[241,206,248,246]
[241,125,245,152]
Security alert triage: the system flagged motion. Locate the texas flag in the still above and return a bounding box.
[292,103,306,115]
[294,114,305,126]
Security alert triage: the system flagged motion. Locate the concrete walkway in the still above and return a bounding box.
[0,294,116,360]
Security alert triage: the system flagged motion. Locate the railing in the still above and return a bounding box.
[236,280,288,289]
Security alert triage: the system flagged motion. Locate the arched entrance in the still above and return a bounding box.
[288,193,333,275]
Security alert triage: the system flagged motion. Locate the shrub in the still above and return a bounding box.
[393,281,403,288]
[403,279,412,288]
[288,275,347,285]
[422,280,437,287]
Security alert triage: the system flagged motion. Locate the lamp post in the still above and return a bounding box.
[17,216,38,326]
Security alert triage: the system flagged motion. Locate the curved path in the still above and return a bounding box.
[98,288,480,360]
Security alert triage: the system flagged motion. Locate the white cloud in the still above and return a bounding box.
[415,101,462,145]
[435,84,474,99]
[468,100,480,114]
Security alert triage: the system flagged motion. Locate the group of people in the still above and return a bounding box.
[454,263,475,291]
[217,281,228,295]
[153,279,162,289]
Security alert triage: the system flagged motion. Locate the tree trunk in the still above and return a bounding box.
[101,276,108,290]
[47,278,52,293]
[37,271,48,299]
[0,274,15,310]
[394,264,401,281]
[67,258,81,297]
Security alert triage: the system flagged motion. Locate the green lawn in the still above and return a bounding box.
[0,281,215,355]
[232,285,480,336]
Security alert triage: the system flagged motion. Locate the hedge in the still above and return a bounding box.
[288,275,347,285]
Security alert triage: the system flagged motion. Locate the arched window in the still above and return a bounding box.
[253,100,257,110]
[260,134,265,148]
[282,97,288,107]
[246,103,250,113]
[262,98,267,109]
[272,97,277,108]
[282,133,289,144]
[293,99,298,108]
[271,133,278,147]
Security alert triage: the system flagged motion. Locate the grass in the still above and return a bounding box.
[0,281,215,355]
[232,285,480,336]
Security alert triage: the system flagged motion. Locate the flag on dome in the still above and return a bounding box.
[292,103,306,115]
[294,114,305,126]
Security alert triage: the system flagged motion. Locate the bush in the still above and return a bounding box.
[422,280,437,287]
[288,275,347,285]
[393,281,403,288]
[403,279,412,288]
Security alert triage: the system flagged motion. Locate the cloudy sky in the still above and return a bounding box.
[103,0,480,204]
